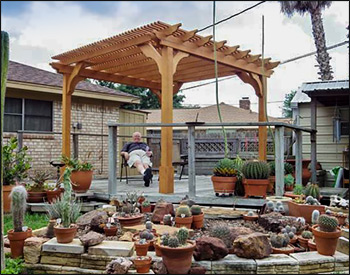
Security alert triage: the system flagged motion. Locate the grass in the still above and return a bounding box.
[3,212,49,235]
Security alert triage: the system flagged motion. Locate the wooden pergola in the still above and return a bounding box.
[50,21,279,194]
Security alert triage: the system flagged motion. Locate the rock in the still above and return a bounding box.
[151,200,175,223]
[79,231,105,247]
[189,266,207,274]
[258,212,305,233]
[230,227,255,241]
[152,261,168,274]
[119,231,134,242]
[4,236,10,248]
[24,237,49,264]
[105,257,132,274]
[91,212,109,233]
[193,236,228,261]
[76,210,108,232]
[233,232,271,259]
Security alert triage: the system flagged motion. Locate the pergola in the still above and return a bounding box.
[50,21,279,194]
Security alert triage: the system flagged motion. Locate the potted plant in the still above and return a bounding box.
[45,180,62,204]
[211,158,238,196]
[132,256,152,273]
[312,214,341,256]
[209,224,234,252]
[135,238,150,256]
[26,170,52,203]
[154,235,162,256]
[158,227,196,274]
[298,230,313,250]
[141,200,152,213]
[243,210,259,221]
[191,205,204,229]
[284,174,295,192]
[45,168,81,243]
[7,185,32,258]
[331,212,348,226]
[308,238,317,251]
[285,159,311,186]
[103,218,118,237]
[241,160,269,198]
[175,205,193,229]
[270,233,294,255]
[284,184,304,199]
[115,191,144,228]
[61,155,93,193]
[3,137,31,213]
[281,225,297,244]
[133,229,156,251]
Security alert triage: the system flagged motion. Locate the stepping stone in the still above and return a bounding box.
[88,241,134,257]
[337,237,349,255]
[42,238,84,254]
[123,224,193,236]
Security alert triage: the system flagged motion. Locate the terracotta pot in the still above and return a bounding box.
[192,213,204,229]
[133,232,158,251]
[46,190,61,203]
[70,170,93,193]
[3,185,14,213]
[117,214,144,228]
[211,176,237,195]
[54,226,77,243]
[27,191,47,203]
[7,228,32,258]
[308,239,317,251]
[287,201,325,224]
[312,225,341,256]
[289,236,298,244]
[243,179,269,198]
[175,216,193,229]
[243,214,259,221]
[141,205,152,213]
[284,192,302,200]
[298,236,310,250]
[285,184,294,192]
[159,240,196,274]
[332,214,347,226]
[286,159,311,186]
[104,226,118,236]
[267,176,275,194]
[133,256,152,273]
[135,242,150,256]
[272,245,294,255]
[154,243,162,257]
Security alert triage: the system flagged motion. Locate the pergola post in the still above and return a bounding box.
[258,75,267,161]
[310,97,317,183]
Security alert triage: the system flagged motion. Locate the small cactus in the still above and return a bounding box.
[311,210,320,225]
[288,231,295,239]
[210,224,233,248]
[278,205,285,213]
[276,201,283,208]
[176,205,191,217]
[140,230,153,240]
[301,230,313,239]
[304,183,320,201]
[325,209,332,215]
[161,233,170,246]
[163,214,172,226]
[296,217,306,225]
[213,158,237,177]
[241,160,270,179]
[139,238,147,244]
[305,196,314,204]
[318,214,339,232]
[145,221,152,231]
[10,185,28,232]
[291,226,297,234]
[190,205,202,216]
[267,201,274,209]
[247,210,254,216]
[281,228,287,234]
[270,233,290,248]
[177,227,189,245]
[168,236,179,248]
[285,225,291,233]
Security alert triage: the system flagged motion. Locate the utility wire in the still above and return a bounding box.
[198,1,266,32]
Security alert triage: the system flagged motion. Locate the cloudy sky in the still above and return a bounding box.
[1,1,349,117]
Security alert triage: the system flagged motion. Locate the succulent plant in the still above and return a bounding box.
[276,201,283,208]
[139,238,147,244]
[267,201,274,209]
[176,205,192,217]
[241,160,269,179]
[281,228,287,234]
[168,236,179,248]
[163,214,172,226]
[284,162,294,175]
[278,206,285,213]
[301,230,313,239]
[247,210,254,216]
[142,200,150,207]
[304,183,320,201]
[190,205,202,216]
[270,233,290,248]
[268,161,276,176]
[10,185,28,232]
[311,210,320,225]
[318,214,339,232]
[140,230,154,240]
[209,224,233,248]
[177,227,189,245]
[213,158,237,177]
[285,225,291,233]
[284,174,294,187]
[325,209,332,215]
[291,226,297,234]
[293,184,304,195]
[288,231,295,239]
[145,221,152,231]
[161,233,170,246]
[296,217,306,225]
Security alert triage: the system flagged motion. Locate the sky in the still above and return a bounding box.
[1,1,349,117]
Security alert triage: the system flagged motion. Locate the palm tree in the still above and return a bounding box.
[279,1,333,81]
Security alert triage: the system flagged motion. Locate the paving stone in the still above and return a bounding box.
[333,251,350,271]
[191,259,212,270]
[211,254,256,272]
[290,251,335,274]
[42,238,84,254]
[24,263,62,272]
[336,237,349,255]
[123,224,194,236]
[341,228,349,239]
[88,241,134,257]
[81,253,116,261]
[40,255,81,267]
[41,251,82,258]
[61,266,106,274]
[256,254,299,274]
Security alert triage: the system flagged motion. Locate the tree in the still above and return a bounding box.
[279,1,333,81]
[282,90,297,118]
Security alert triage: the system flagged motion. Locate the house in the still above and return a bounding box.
[291,79,349,187]
[4,61,147,179]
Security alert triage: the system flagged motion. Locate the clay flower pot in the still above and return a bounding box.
[27,191,47,203]
[46,189,62,203]
[141,205,152,213]
[192,212,204,229]
[243,214,259,221]
[298,236,310,250]
[284,192,302,200]
[307,239,317,251]
[3,185,14,213]
[7,228,32,258]
[211,176,237,196]
[285,184,294,192]
[272,245,294,255]
[287,201,325,224]
[175,216,193,229]
[104,226,118,236]
[132,256,152,273]
[154,243,162,257]
[289,236,298,245]
[332,213,347,226]
[243,179,269,198]
[311,224,341,256]
[54,225,77,243]
[159,240,196,274]
[135,242,150,256]
[133,232,158,251]
[70,170,93,193]
[117,214,144,228]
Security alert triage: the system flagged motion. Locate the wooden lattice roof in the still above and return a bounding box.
[51,21,279,90]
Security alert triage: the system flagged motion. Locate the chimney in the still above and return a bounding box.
[239,97,250,110]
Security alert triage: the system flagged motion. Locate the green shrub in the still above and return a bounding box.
[1,256,24,274]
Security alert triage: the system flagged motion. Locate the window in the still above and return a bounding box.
[4,97,53,132]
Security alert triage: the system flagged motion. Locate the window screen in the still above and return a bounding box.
[4,98,22,132]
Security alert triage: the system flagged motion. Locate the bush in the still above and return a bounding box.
[1,256,24,274]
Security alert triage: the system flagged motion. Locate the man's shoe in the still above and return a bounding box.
[143,169,151,187]
[145,168,153,181]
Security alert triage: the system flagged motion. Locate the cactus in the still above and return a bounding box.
[281,228,287,234]
[291,226,297,234]
[176,205,191,217]
[318,214,338,232]
[293,184,304,195]
[213,158,237,177]
[270,233,290,248]
[247,210,255,216]
[276,201,283,208]
[268,161,276,176]
[305,196,314,205]
[288,231,295,239]
[296,217,306,225]
[177,227,189,245]
[312,210,320,225]
[325,209,332,215]
[10,185,28,232]
[139,238,147,244]
[190,205,202,216]
[284,174,294,187]
[284,162,294,175]
[168,236,179,248]
[140,230,153,240]
[145,221,152,231]
[285,225,291,233]
[267,201,274,209]
[301,230,313,239]
[142,200,150,207]
[209,224,233,248]
[241,160,269,179]
[163,214,172,226]
[304,183,320,200]
[161,233,170,246]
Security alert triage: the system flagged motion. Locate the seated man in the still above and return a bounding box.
[121,131,153,187]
